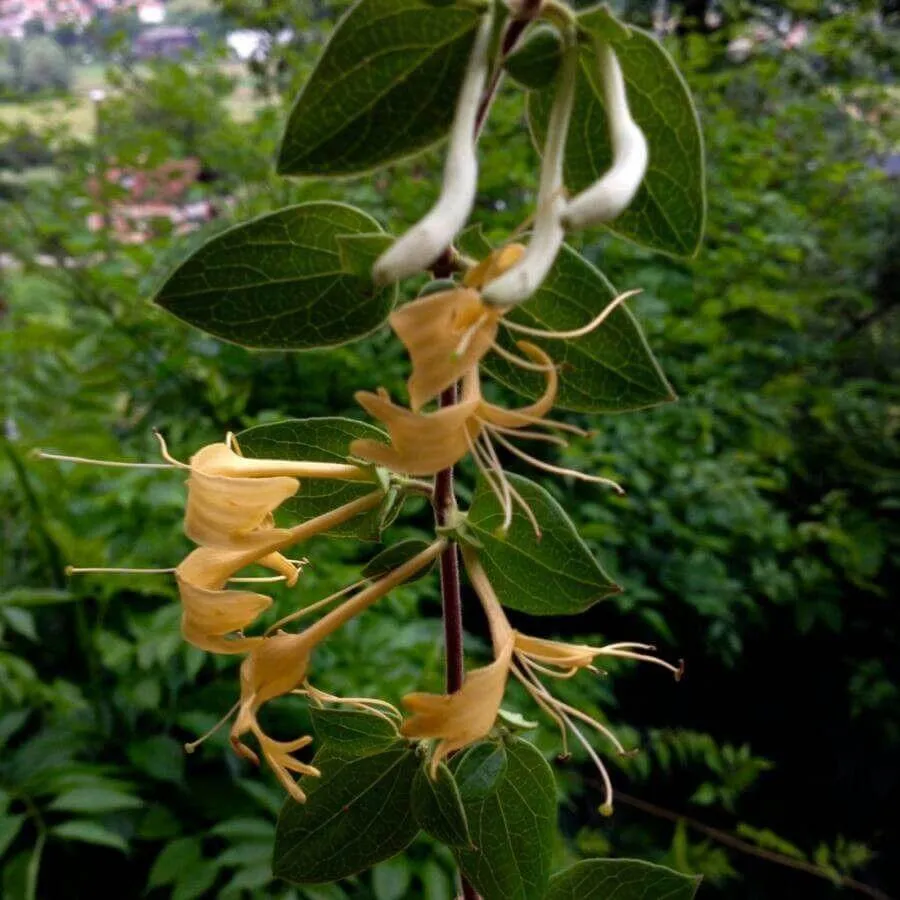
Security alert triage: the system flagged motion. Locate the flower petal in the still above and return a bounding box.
[462,243,526,290]
[400,636,513,774]
[390,287,500,411]
[351,388,481,476]
[478,341,557,429]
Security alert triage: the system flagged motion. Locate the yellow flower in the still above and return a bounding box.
[388,244,525,411]
[400,546,681,811]
[229,539,447,799]
[350,341,557,477]
[400,545,514,774]
[175,542,299,655]
[183,439,370,551]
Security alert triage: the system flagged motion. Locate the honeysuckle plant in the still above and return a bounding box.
[41,0,707,897]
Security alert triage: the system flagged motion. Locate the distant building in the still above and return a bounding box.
[0,0,165,40]
[133,25,198,59]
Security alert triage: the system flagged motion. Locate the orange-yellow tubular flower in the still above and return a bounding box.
[176,491,385,653]
[400,545,515,775]
[230,538,447,800]
[175,543,299,655]
[388,245,526,412]
[184,441,369,551]
[350,342,557,477]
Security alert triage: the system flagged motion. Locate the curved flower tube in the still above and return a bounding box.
[481,33,579,306]
[372,8,495,284]
[562,42,648,229]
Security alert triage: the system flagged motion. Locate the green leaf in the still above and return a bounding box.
[48,787,143,814]
[149,838,202,888]
[411,762,471,848]
[465,473,620,615]
[456,223,493,260]
[504,26,562,91]
[126,735,185,785]
[0,815,25,859]
[209,818,275,842]
[273,744,420,883]
[309,706,400,756]
[0,589,74,608]
[155,203,396,350]
[362,539,436,583]
[277,0,482,176]
[50,820,128,853]
[372,856,412,900]
[577,3,630,43]
[451,742,508,801]
[528,28,706,256]
[453,738,555,900]
[484,244,674,412]
[545,859,701,900]
[237,417,388,541]
[338,232,395,279]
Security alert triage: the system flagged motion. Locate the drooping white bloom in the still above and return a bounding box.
[562,43,648,229]
[372,8,495,284]
[481,33,579,306]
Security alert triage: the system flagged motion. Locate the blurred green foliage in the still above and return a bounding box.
[1,2,898,898]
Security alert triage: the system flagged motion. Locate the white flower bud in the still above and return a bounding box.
[561,43,648,230]
[373,9,494,285]
[482,36,579,307]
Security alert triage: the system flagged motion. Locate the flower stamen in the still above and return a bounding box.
[500,290,641,340]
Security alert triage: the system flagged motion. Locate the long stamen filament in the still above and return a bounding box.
[36,451,174,470]
[265,580,366,635]
[478,432,514,533]
[489,429,625,494]
[501,290,641,340]
[597,648,684,678]
[184,701,240,753]
[489,340,560,372]
[153,430,190,468]
[66,566,175,575]
[486,422,569,447]
[465,428,513,530]
[511,662,569,756]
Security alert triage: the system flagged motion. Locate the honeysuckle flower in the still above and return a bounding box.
[372,8,494,285]
[561,43,649,229]
[482,33,579,307]
[388,244,526,411]
[229,538,447,800]
[350,341,557,478]
[182,438,371,551]
[425,546,682,813]
[400,546,515,775]
[175,543,300,655]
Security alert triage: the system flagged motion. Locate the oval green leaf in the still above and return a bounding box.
[154,203,396,350]
[484,243,674,413]
[451,741,508,801]
[273,744,420,884]
[411,762,471,848]
[528,28,706,257]
[277,0,482,176]
[309,706,401,756]
[504,26,562,90]
[546,859,701,900]
[237,417,390,541]
[453,738,556,900]
[464,473,620,615]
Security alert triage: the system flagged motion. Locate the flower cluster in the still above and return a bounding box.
[42,436,444,801]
